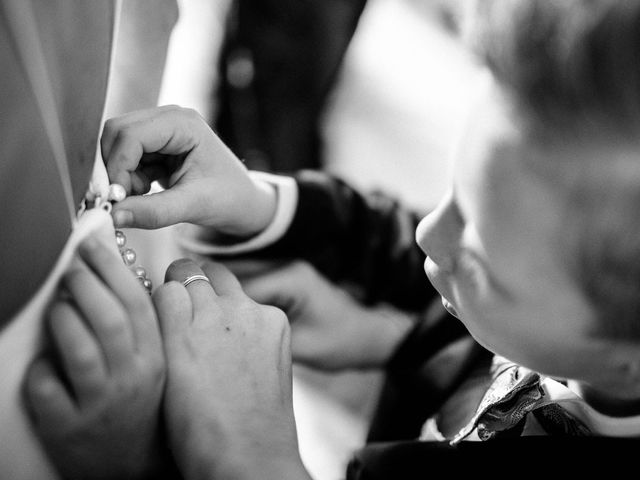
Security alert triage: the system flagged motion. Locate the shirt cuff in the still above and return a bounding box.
[177,171,298,256]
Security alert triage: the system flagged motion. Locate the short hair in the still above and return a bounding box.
[467,0,640,139]
[466,0,640,340]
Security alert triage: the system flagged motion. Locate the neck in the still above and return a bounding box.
[571,381,640,417]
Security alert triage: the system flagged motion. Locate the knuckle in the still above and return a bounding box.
[182,107,202,121]
[100,311,128,339]
[199,260,219,278]
[263,304,289,330]
[73,346,100,372]
[103,117,117,135]
[114,127,133,145]
[142,357,166,387]
[290,261,314,280]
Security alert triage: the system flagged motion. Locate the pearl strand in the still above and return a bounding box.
[80,183,153,294]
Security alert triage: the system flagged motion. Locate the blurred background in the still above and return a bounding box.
[132,0,480,478]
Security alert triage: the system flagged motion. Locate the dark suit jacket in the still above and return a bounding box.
[213,0,368,173]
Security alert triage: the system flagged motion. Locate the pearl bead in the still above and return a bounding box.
[115,230,127,248]
[85,190,97,202]
[133,266,147,278]
[82,184,152,294]
[121,248,136,266]
[108,183,127,203]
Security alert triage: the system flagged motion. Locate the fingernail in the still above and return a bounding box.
[113,209,132,227]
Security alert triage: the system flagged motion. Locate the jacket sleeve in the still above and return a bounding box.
[247,169,437,312]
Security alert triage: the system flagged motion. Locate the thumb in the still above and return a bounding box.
[111,187,192,229]
[222,259,285,281]
[241,263,309,313]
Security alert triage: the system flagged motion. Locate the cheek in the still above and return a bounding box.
[453,291,564,372]
[450,284,517,355]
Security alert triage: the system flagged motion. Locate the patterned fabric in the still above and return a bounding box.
[451,357,591,444]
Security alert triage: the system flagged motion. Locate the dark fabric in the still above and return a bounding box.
[214,0,368,173]
[346,437,639,478]
[247,170,435,312]
[367,300,490,442]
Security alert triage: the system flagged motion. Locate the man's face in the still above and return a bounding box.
[416,83,597,378]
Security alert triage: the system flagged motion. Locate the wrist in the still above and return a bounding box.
[211,178,276,239]
[179,436,311,480]
[172,408,310,480]
[212,454,312,480]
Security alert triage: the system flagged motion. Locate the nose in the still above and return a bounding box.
[416,189,463,272]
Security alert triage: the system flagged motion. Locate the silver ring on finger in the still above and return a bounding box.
[181,274,211,288]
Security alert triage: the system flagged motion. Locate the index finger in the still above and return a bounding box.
[101,105,203,192]
[78,234,162,359]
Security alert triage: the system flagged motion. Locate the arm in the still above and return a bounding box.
[237,170,435,312]
[102,106,435,311]
[237,260,415,370]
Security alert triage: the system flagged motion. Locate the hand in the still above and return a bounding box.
[154,259,311,480]
[24,235,168,480]
[101,105,276,236]
[233,260,415,371]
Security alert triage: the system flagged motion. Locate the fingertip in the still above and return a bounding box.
[100,118,118,159]
[104,164,133,196]
[77,232,111,258]
[24,358,76,427]
[25,358,59,401]
[130,171,152,195]
[151,280,182,303]
[112,208,133,228]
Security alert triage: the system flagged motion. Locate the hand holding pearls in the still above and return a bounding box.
[82,183,153,294]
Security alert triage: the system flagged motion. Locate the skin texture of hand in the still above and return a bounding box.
[230,260,415,371]
[23,235,168,480]
[153,259,312,480]
[101,105,276,236]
